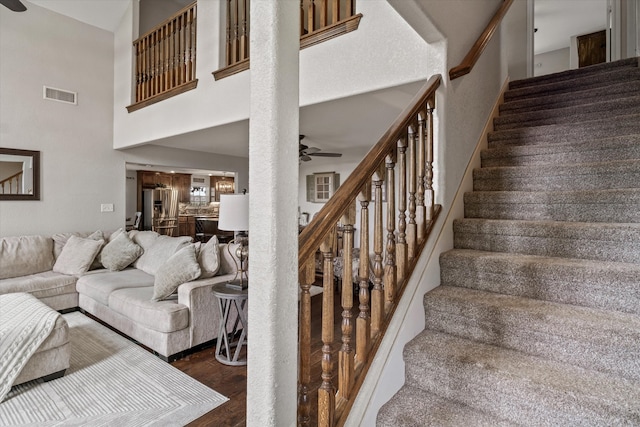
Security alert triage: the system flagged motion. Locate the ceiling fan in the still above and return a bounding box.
[299,135,342,162]
[1,0,26,12]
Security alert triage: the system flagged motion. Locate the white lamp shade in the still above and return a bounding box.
[218,193,249,231]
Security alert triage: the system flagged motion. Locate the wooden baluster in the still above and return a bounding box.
[338,202,356,400]
[298,257,315,427]
[407,125,417,261]
[426,101,435,221]
[416,113,426,243]
[308,0,316,33]
[146,35,152,97]
[384,151,397,312]
[226,0,232,65]
[142,37,148,101]
[331,0,339,24]
[318,229,336,427]
[396,138,407,284]
[370,168,385,336]
[189,6,196,81]
[168,19,174,88]
[346,0,354,17]
[356,185,371,364]
[162,25,168,92]
[231,0,239,64]
[300,0,305,36]
[154,30,160,95]
[320,0,328,28]
[134,41,141,102]
[239,0,248,61]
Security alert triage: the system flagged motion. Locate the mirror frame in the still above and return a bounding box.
[0,148,41,201]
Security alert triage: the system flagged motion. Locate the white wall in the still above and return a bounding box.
[112,0,433,151]
[0,3,124,237]
[535,47,570,76]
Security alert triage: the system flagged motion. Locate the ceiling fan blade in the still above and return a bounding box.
[305,146,321,155]
[310,152,342,157]
[1,0,26,12]
[300,155,312,162]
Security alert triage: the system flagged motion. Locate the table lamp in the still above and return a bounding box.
[218,192,249,290]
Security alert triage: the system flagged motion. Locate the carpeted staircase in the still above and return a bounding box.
[377,57,640,426]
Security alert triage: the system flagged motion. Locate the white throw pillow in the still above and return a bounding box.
[52,235,104,276]
[100,232,143,271]
[197,236,221,278]
[152,244,201,301]
[135,235,192,276]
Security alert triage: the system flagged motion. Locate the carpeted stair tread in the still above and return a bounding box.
[481,134,640,167]
[500,79,640,116]
[440,249,640,315]
[403,330,640,426]
[473,159,640,192]
[508,57,639,90]
[453,218,640,264]
[487,113,640,147]
[494,95,640,131]
[464,189,640,222]
[377,385,512,427]
[423,286,640,381]
[503,67,640,102]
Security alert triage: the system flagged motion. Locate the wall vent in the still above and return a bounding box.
[43,86,77,105]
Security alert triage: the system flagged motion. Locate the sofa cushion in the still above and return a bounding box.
[134,235,193,276]
[0,235,54,280]
[53,236,104,276]
[109,287,189,333]
[152,244,201,301]
[0,271,77,299]
[76,268,154,307]
[100,232,143,271]
[197,236,221,279]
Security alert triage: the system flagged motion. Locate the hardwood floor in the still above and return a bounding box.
[173,290,343,426]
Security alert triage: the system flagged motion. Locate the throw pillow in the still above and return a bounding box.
[100,232,143,271]
[198,235,220,278]
[52,235,104,276]
[152,244,201,301]
[135,235,193,276]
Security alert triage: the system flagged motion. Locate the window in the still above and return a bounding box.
[306,172,340,203]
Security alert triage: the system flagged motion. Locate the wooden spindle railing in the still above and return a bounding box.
[128,2,198,112]
[298,74,442,426]
[214,0,362,80]
[0,171,23,194]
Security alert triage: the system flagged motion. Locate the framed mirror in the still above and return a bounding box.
[0,148,40,201]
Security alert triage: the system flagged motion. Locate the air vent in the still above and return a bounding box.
[43,86,77,105]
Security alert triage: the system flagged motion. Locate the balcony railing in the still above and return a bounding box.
[127,2,198,113]
[214,0,362,80]
[0,171,23,194]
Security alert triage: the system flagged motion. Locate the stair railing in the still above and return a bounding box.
[449,0,514,80]
[298,74,442,426]
[128,2,198,112]
[0,171,23,194]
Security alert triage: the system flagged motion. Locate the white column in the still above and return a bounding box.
[247,1,299,426]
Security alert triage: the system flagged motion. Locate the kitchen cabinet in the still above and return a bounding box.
[178,215,196,238]
[137,171,192,211]
[172,174,192,203]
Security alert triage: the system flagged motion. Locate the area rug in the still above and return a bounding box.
[0,312,228,426]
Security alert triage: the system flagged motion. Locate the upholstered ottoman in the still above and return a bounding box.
[0,293,70,398]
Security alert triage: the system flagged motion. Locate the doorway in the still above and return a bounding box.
[577,29,607,67]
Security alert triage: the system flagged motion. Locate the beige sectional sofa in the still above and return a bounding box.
[0,230,239,361]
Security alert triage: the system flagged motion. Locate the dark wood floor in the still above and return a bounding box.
[173,291,341,426]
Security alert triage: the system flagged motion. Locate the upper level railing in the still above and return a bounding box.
[128,2,198,113]
[0,171,23,194]
[449,0,514,80]
[297,74,442,426]
[214,0,362,80]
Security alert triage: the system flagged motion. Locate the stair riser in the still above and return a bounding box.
[423,294,640,381]
[493,99,640,131]
[439,256,640,315]
[504,68,640,102]
[488,117,640,147]
[508,57,639,90]
[453,220,640,264]
[481,143,640,167]
[405,359,639,426]
[464,203,640,222]
[500,81,640,116]
[473,170,640,192]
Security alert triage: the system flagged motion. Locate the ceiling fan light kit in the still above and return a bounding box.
[299,135,342,162]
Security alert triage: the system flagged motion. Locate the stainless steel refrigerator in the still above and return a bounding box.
[142,188,179,236]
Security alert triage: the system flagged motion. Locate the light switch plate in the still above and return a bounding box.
[101,203,114,212]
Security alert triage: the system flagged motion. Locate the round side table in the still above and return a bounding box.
[212,282,248,366]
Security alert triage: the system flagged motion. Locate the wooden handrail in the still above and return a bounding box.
[449,0,514,80]
[297,73,442,426]
[298,74,441,262]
